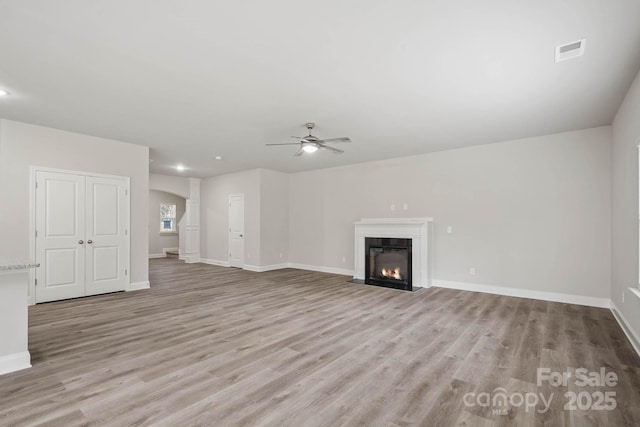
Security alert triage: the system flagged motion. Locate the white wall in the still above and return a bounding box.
[149,173,190,199]
[260,169,289,267]
[0,119,149,285]
[148,190,186,256]
[200,168,289,269]
[289,127,612,299]
[198,128,611,302]
[200,169,261,265]
[611,68,640,344]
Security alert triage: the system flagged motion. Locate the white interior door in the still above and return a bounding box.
[228,194,245,268]
[34,169,130,303]
[35,172,86,303]
[85,176,128,295]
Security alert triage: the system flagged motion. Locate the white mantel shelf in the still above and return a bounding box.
[353,218,433,289]
[353,218,434,226]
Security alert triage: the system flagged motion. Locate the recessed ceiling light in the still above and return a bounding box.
[215,156,223,160]
[0,89,9,96]
[176,164,185,171]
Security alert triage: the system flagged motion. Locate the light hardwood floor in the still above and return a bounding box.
[1,258,639,426]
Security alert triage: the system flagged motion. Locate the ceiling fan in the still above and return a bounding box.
[266,123,351,156]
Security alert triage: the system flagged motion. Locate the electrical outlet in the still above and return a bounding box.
[469,267,476,275]
[447,226,453,234]
[622,291,625,303]
[390,204,396,211]
[341,256,346,263]
[403,203,409,211]
[279,252,283,259]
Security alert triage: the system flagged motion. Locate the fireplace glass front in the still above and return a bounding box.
[365,237,412,291]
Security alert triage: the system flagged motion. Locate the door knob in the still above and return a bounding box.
[240,234,243,237]
[87,240,93,244]
[78,240,84,244]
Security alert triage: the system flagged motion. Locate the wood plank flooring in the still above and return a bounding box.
[1,258,639,426]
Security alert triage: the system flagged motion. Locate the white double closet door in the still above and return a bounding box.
[35,170,129,303]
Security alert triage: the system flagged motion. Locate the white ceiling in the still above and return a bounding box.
[1,0,639,178]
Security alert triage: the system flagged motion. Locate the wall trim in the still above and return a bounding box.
[287,263,353,277]
[433,280,610,308]
[195,260,352,275]
[129,281,150,291]
[244,263,289,273]
[0,351,31,376]
[610,300,640,359]
[199,258,231,267]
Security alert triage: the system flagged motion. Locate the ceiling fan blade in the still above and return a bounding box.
[318,144,344,154]
[266,143,301,146]
[293,147,305,156]
[291,136,308,139]
[314,137,351,144]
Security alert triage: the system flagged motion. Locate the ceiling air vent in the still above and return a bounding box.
[555,39,586,62]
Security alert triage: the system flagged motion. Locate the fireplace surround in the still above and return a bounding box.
[354,218,433,289]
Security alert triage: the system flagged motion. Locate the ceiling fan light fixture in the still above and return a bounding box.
[302,142,319,153]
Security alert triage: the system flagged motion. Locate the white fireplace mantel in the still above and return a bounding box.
[353,218,433,288]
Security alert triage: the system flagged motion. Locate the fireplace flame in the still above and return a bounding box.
[380,267,402,280]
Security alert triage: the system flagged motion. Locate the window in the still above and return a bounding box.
[160,203,176,233]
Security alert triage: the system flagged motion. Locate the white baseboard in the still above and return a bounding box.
[0,351,31,375]
[196,259,351,276]
[184,254,201,264]
[433,280,610,308]
[287,263,353,277]
[129,281,150,291]
[199,258,230,267]
[610,300,640,358]
[148,253,165,259]
[244,263,289,273]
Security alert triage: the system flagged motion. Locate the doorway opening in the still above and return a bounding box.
[148,190,186,260]
[229,194,245,268]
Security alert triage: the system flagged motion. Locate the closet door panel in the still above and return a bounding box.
[85,176,128,295]
[35,172,86,303]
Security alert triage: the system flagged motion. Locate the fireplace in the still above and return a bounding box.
[354,218,432,288]
[365,237,413,291]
